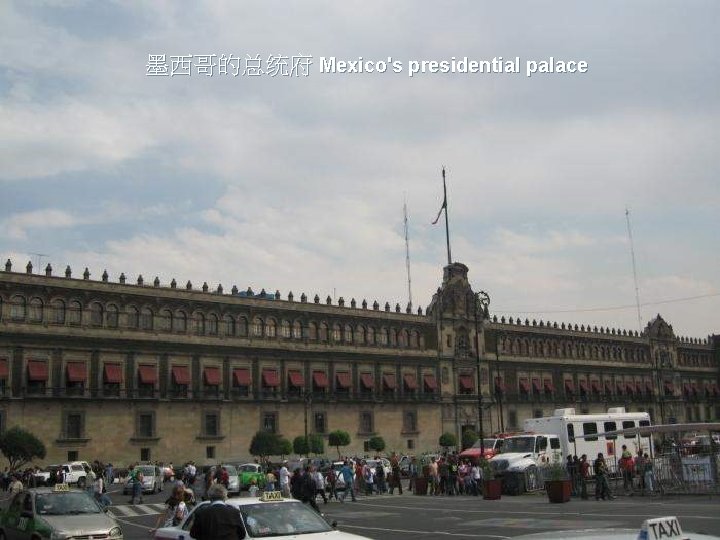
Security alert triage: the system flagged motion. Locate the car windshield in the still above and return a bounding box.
[241,502,332,537]
[36,492,102,516]
[240,465,258,473]
[139,466,155,476]
[471,439,497,449]
[503,437,536,453]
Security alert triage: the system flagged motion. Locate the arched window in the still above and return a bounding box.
[356,325,366,344]
[410,331,419,348]
[127,306,139,329]
[308,322,317,340]
[224,315,236,336]
[292,321,302,339]
[281,320,291,338]
[175,311,187,333]
[400,329,409,348]
[419,335,425,348]
[252,317,263,337]
[319,323,329,342]
[51,299,65,324]
[195,312,206,335]
[68,300,82,325]
[237,316,248,336]
[265,319,276,337]
[208,314,219,335]
[367,326,375,345]
[379,328,388,345]
[332,324,341,342]
[344,324,353,343]
[158,309,172,332]
[140,307,154,330]
[390,328,397,346]
[10,295,26,320]
[107,304,119,328]
[90,302,103,326]
[29,297,43,322]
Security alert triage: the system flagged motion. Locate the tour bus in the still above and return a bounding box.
[524,407,653,466]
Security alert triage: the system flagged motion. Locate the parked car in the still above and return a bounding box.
[35,462,90,488]
[0,486,123,540]
[123,465,164,495]
[237,463,266,490]
[206,464,241,496]
[365,458,391,478]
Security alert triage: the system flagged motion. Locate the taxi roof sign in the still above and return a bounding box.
[637,517,688,540]
[52,483,70,492]
[259,490,284,502]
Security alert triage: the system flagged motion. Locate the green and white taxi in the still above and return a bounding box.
[0,484,123,540]
[153,491,373,540]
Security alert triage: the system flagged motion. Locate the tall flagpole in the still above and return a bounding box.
[403,195,413,308]
[443,167,452,265]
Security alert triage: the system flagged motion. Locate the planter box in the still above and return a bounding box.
[546,479,572,503]
[483,478,502,500]
[414,477,428,495]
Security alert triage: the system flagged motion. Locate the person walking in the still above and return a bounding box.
[643,453,655,495]
[338,461,357,502]
[579,454,590,500]
[190,484,245,540]
[408,458,418,493]
[594,453,614,500]
[300,466,320,513]
[128,465,144,505]
[153,484,190,532]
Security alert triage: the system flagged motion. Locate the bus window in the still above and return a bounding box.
[604,421,617,440]
[550,437,560,450]
[622,420,635,430]
[639,420,650,438]
[583,422,598,442]
[567,424,575,443]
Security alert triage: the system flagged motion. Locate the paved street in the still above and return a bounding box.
[106,482,720,540]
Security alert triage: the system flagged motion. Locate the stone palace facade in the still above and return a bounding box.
[0,259,717,465]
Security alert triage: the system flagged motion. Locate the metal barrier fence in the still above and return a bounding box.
[653,450,720,495]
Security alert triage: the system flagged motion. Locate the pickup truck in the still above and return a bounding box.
[34,462,90,488]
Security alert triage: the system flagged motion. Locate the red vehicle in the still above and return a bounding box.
[459,437,506,461]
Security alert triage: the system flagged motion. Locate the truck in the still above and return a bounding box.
[490,407,652,495]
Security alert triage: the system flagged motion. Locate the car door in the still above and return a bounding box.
[3,493,35,540]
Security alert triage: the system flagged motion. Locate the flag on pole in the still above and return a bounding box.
[431,167,447,224]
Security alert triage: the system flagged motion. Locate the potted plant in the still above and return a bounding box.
[544,462,571,503]
[480,459,502,500]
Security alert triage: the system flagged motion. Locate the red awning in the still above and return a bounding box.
[27,360,48,381]
[495,377,505,392]
[645,381,653,394]
[403,373,417,390]
[172,365,191,385]
[288,370,304,387]
[616,381,624,393]
[66,362,87,383]
[138,365,157,384]
[605,381,613,393]
[519,378,530,393]
[360,373,374,389]
[683,383,691,395]
[262,369,279,387]
[458,375,474,391]
[233,368,251,386]
[625,382,634,394]
[0,359,8,378]
[313,371,329,388]
[424,374,437,390]
[532,378,541,392]
[578,380,588,393]
[691,382,699,396]
[635,381,644,394]
[336,372,351,389]
[383,373,397,389]
[544,378,555,392]
[590,380,601,393]
[204,366,221,386]
[104,363,122,384]
[564,379,575,393]
[664,381,674,393]
[713,383,719,396]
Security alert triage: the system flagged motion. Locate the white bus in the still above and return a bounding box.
[524,407,653,467]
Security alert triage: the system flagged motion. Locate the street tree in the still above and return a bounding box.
[308,433,324,455]
[249,431,283,461]
[439,432,458,452]
[462,429,478,450]
[0,426,46,471]
[293,436,309,456]
[368,436,386,453]
[328,430,351,458]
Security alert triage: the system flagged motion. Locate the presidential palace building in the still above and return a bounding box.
[0,259,718,465]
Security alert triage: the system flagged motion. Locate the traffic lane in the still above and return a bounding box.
[321,493,720,539]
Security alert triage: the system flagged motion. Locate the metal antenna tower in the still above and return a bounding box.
[30,252,49,270]
[403,194,413,309]
[625,208,643,332]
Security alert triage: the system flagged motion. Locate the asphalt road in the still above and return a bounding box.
[107,482,720,540]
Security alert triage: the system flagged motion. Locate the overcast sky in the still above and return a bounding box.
[1,1,718,339]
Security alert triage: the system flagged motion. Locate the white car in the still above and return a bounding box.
[123,465,164,495]
[153,493,373,540]
[365,458,391,479]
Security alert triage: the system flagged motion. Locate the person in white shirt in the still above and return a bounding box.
[279,463,290,497]
[313,468,327,504]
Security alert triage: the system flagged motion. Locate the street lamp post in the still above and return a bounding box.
[474,291,490,456]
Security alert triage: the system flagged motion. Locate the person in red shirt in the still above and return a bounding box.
[579,454,590,500]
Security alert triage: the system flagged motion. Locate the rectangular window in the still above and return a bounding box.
[622,420,635,430]
[508,410,518,429]
[550,438,560,450]
[363,440,370,453]
[204,412,219,437]
[403,411,417,432]
[67,450,78,462]
[604,421,617,439]
[64,412,84,439]
[137,412,155,438]
[407,439,415,450]
[140,448,151,462]
[263,412,277,434]
[582,422,598,442]
[567,423,575,443]
[206,446,215,459]
[314,412,326,434]
[359,411,373,434]
[533,409,543,418]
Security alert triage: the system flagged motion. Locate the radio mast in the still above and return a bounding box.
[625,208,643,332]
[404,195,412,309]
